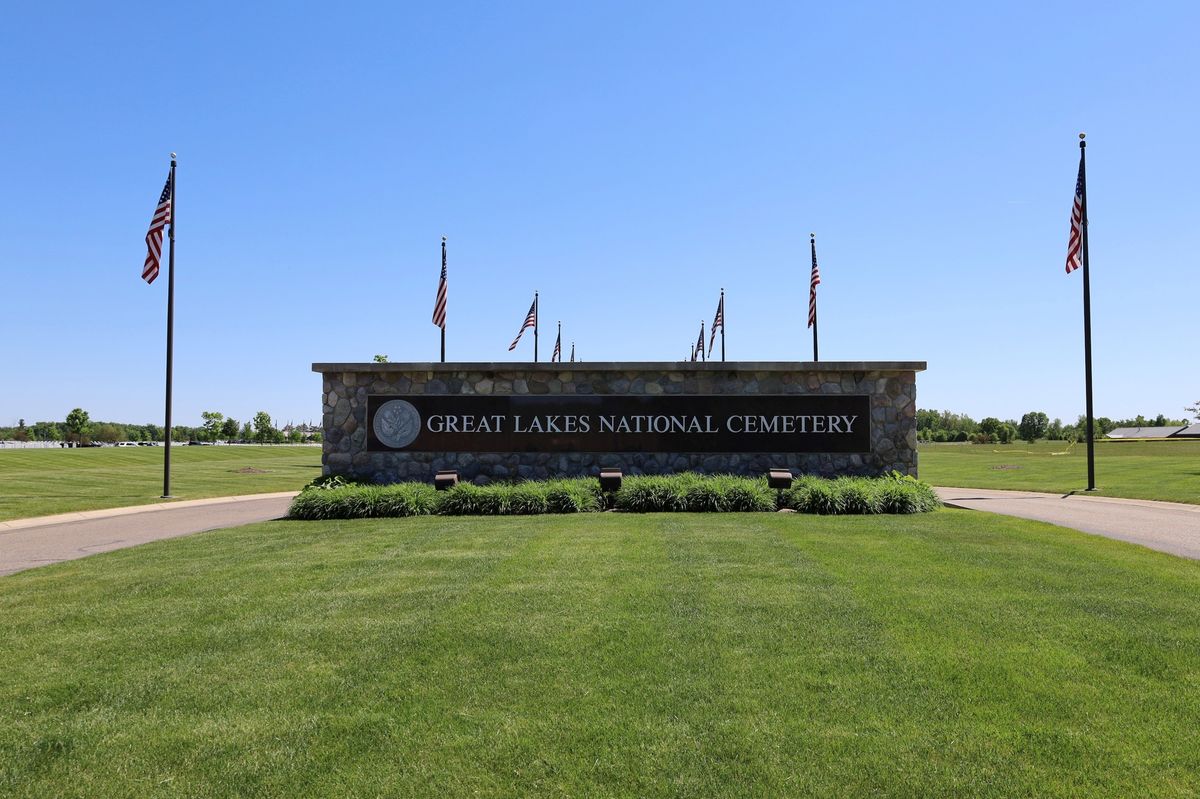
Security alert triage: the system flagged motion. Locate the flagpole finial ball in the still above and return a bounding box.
[170,152,177,159]
[1078,132,1086,140]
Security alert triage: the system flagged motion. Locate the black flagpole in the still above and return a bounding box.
[533,291,539,363]
[162,153,177,498]
[1079,133,1096,491]
[440,236,446,363]
[556,321,561,362]
[810,233,820,362]
[720,288,726,362]
[700,321,706,362]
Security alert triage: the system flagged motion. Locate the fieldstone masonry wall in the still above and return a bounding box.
[314,362,925,484]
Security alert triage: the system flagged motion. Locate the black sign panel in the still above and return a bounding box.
[366,394,871,453]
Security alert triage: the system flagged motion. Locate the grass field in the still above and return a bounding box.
[2,511,1197,797]
[919,438,1200,504]
[0,446,321,521]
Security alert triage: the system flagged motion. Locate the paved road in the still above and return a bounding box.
[936,486,1200,560]
[0,493,297,577]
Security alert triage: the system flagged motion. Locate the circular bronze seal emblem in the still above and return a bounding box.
[372,399,421,449]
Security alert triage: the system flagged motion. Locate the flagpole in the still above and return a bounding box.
[700,321,706,362]
[556,321,561,363]
[810,234,819,362]
[533,291,539,363]
[1079,133,1096,491]
[440,236,446,363]
[162,153,177,498]
[720,288,726,362]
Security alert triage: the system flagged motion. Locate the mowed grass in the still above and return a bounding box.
[0,447,321,520]
[920,439,1200,504]
[2,512,1198,797]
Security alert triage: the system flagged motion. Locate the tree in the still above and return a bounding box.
[1186,400,1199,422]
[373,354,389,363]
[201,411,224,442]
[31,421,61,441]
[978,417,1002,436]
[64,408,91,445]
[997,423,1017,444]
[240,421,254,441]
[252,411,276,444]
[93,423,125,443]
[221,417,241,441]
[1017,411,1049,443]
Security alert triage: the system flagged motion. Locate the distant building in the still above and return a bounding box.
[280,422,322,441]
[1106,425,1189,439]
[1173,424,1200,438]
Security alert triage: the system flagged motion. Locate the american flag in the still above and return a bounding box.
[432,237,448,327]
[552,325,562,362]
[1066,155,1085,274]
[695,321,706,362]
[508,297,537,351]
[707,293,723,357]
[808,235,821,328]
[142,172,172,284]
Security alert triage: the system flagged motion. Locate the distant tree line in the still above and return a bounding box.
[0,408,321,446]
[918,408,1190,445]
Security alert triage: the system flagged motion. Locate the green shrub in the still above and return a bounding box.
[803,480,844,515]
[544,479,602,514]
[289,485,378,520]
[684,480,727,512]
[374,483,439,517]
[833,478,880,515]
[438,483,505,515]
[615,475,694,513]
[499,483,550,515]
[289,472,940,519]
[712,475,776,512]
[876,473,942,514]
[779,476,820,512]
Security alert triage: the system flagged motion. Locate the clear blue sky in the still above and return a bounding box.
[1,1,1196,429]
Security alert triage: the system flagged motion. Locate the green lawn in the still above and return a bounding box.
[2,512,1197,797]
[0,446,321,521]
[919,438,1200,504]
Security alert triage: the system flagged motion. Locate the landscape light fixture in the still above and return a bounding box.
[599,469,623,493]
[767,469,793,490]
[434,470,459,490]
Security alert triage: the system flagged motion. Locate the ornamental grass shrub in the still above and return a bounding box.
[437,483,506,515]
[614,474,696,513]
[288,482,437,520]
[544,479,604,514]
[712,475,777,512]
[288,472,940,519]
[832,477,881,515]
[777,472,940,515]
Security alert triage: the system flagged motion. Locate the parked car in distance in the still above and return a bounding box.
[115,441,138,447]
